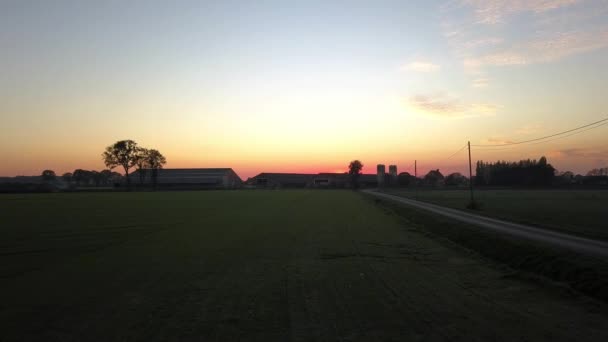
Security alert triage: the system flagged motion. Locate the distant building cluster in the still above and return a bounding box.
[3,157,608,193]
[246,163,399,189]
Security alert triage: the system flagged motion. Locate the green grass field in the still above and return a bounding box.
[382,188,608,240]
[2,190,608,341]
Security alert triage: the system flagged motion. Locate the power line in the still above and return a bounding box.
[411,117,607,178]
[444,144,468,160]
[473,121,608,151]
[472,117,608,147]
[527,121,608,146]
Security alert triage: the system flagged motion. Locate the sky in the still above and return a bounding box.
[1,0,608,179]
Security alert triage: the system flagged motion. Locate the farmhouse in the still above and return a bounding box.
[129,168,242,189]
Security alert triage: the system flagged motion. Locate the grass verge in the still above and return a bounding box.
[367,195,608,302]
[381,188,608,241]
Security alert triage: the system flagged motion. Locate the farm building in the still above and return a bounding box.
[246,172,378,188]
[247,173,315,188]
[129,168,242,189]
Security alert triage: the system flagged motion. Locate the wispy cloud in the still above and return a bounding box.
[549,148,608,163]
[464,28,608,68]
[482,137,517,144]
[472,77,489,88]
[400,61,441,72]
[442,0,608,76]
[462,0,581,24]
[480,124,543,144]
[515,124,542,135]
[552,148,607,157]
[407,93,498,118]
[463,37,504,49]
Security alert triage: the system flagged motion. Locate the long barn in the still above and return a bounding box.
[246,172,378,188]
[129,168,242,189]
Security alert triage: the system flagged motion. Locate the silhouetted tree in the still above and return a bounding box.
[587,167,608,176]
[61,172,73,184]
[134,147,150,185]
[444,172,467,186]
[348,160,363,189]
[41,170,56,182]
[72,169,89,186]
[555,171,574,185]
[102,140,138,188]
[397,172,413,187]
[146,149,166,189]
[476,156,555,186]
[583,167,608,186]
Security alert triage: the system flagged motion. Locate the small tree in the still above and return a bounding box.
[444,172,467,186]
[102,140,139,188]
[41,170,56,182]
[61,172,73,184]
[397,172,413,187]
[72,169,90,187]
[146,149,166,189]
[348,160,363,189]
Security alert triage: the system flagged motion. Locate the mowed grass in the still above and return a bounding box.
[383,188,608,240]
[2,190,608,341]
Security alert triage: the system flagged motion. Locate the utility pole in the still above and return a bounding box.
[467,141,475,207]
[414,160,418,200]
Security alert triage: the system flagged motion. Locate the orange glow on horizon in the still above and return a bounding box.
[2,1,608,180]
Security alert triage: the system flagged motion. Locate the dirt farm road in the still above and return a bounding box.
[363,189,608,258]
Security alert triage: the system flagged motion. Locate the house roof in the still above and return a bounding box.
[0,176,43,184]
[135,168,233,173]
[247,172,379,184]
[250,173,315,183]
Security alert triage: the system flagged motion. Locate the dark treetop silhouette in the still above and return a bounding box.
[348,160,363,189]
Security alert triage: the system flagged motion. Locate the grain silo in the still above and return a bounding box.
[389,165,398,185]
[377,164,386,186]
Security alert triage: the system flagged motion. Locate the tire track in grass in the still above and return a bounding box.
[350,200,464,339]
[349,197,550,340]
[346,223,455,341]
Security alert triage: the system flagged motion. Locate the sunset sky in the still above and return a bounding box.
[1,0,608,179]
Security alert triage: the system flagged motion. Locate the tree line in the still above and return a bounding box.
[44,169,123,187]
[587,167,608,176]
[25,139,166,191]
[476,157,555,186]
[354,155,605,188]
